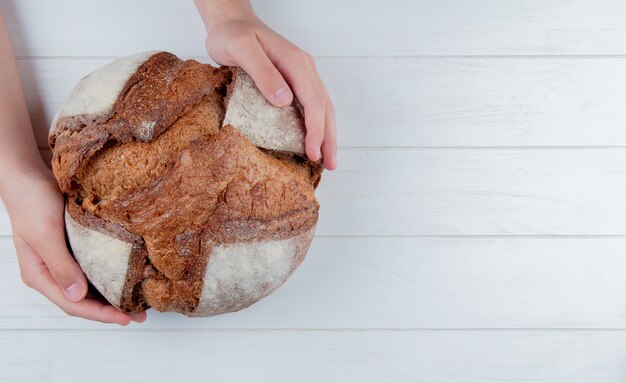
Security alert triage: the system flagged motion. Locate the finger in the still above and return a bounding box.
[321,102,337,170]
[16,238,132,326]
[131,312,148,323]
[235,37,293,107]
[303,101,325,162]
[28,220,88,302]
[85,290,147,323]
[269,49,327,162]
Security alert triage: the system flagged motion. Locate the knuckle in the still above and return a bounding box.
[256,65,281,83]
[48,261,70,283]
[228,33,254,53]
[20,270,34,288]
[305,95,326,109]
[287,48,313,64]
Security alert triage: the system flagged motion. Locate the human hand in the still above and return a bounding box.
[2,168,147,326]
[195,0,337,170]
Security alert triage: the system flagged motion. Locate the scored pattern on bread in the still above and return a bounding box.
[50,52,322,316]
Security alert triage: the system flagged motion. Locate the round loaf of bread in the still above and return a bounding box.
[49,51,322,316]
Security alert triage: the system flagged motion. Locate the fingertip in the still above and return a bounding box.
[324,157,337,170]
[116,314,132,326]
[63,282,88,302]
[322,153,337,170]
[306,143,321,162]
[322,141,337,170]
[302,104,325,163]
[131,312,148,323]
[272,86,293,107]
[98,305,132,326]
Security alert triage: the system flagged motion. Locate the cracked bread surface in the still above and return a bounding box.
[51,51,322,316]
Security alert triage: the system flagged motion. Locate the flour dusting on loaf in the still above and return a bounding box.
[65,209,133,307]
[50,51,322,317]
[50,51,159,137]
[193,226,315,316]
[224,69,306,154]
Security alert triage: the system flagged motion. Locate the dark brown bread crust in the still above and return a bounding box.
[51,52,233,192]
[53,52,322,315]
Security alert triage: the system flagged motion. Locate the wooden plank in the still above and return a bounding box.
[1,330,625,382]
[2,236,626,330]
[3,148,626,237]
[317,148,626,236]
[19,57,626,148]
[4,0,626,57]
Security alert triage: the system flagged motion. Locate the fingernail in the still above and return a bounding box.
[272,87,292,107]
[64,283,83,302]
[131,312,147,323]
[316,148,322,161]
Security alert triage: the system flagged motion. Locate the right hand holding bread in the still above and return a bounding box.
[194,0,337,170]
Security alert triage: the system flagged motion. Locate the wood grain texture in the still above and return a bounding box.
[315,148,626,236]
[3,0,626,57]
[2,236,626,330]
[1,330,625,383]
[19,57,626,148]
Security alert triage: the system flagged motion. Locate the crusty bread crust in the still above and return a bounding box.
[50,51,159,138]
[53,52,322,316]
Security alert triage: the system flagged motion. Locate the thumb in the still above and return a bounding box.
[237,40,293,107]
[37,233,88,302]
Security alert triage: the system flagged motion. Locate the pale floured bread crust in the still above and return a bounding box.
[50,51,160,138]
[223,69,306,154]
[193,226,316,316]
[65,208,133,307]
[52,51,322,316]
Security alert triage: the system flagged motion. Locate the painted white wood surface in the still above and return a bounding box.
[2,330,625,383]
[4,0,626,57]
[19,58,626,148]
[1,0,626,381]
[2,236,626,330]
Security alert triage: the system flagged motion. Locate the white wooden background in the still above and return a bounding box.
[2,0,626,381]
